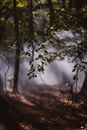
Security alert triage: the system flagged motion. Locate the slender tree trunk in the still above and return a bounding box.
[13,0,20,93]
[27,0,34,41]
[48,0,55,27]
[0,75,4,93]
[79,72,87,97]
[84,0,87,5]
[73,0,83,9]
[68,0,72,8]
[62,0,66,8]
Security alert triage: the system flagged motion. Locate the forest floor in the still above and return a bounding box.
[0,88,87,130]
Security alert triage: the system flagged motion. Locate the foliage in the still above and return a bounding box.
[26,40,48,79]
[0,0,87,88]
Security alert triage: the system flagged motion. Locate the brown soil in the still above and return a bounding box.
[0,89,87,130]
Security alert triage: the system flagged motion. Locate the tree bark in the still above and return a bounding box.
[73,0,84,9]
[84,0,87,5]
[13,0,20,93]
[62,0,66,8]
[79,72,87,97]
[27,0,34,41]
[48,0,55,27]
[0,75,4,92]
[68,0,72,8]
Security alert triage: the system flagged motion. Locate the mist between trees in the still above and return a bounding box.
[0,0,87,98]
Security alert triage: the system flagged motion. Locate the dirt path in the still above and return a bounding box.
[0,92,87,130]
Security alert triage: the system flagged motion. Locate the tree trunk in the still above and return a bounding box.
[27,0,34,41]
[79,72,87,97]
[48,0,55,27]
[68,0,72,8]
[0,75,4,93]
[84,0,87,5]
[13,0,20,93]
[73,0,84,9]
[62,0,66,8]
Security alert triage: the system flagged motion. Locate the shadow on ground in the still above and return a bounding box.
[0,85,87,130]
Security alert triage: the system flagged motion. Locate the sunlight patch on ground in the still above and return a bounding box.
[45,91,83,108]
[19,122,38,130]
[60,98,83,108]
[45,91,81,108]
[79,113,87,118]
[22,90,83,109]
[65,115,75,120]
[80,125,87,130]
[7,92,35,106]
[17,95,35,106]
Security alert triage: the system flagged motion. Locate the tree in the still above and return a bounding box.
[0,75,4,92]
[79,72,87,97]
[68,0,72,8]
[71,0,84,9]
[13,0,20,93]
[0,0,87,99]
[47,0,55,27]
[27,0,34,41]
[62,0,66,8]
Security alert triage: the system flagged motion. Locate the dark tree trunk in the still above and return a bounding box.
[62,0,66,8]
[84,0,87,5]
[0,75,4,92]
[48,0,55,27]
[27,0,34,41]
[79,72,87,97]
[73,0,84,9]
[68,0,72,8]
[13,0,20,93]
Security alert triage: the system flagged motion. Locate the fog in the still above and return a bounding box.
[0,29,86,94]
[0,52,85,94]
